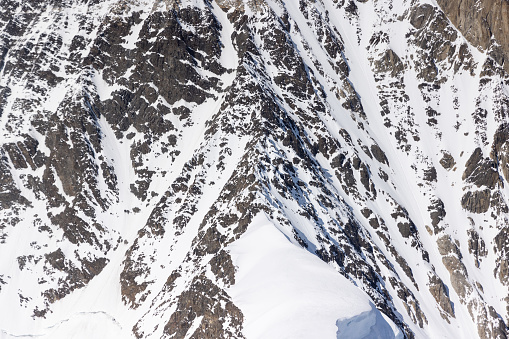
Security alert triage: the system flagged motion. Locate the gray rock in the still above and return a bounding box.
[162,274,244,339]
[463,148,500,189]
[439,152,455,170]
[428,273,455,318]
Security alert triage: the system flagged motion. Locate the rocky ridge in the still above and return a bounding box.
[0,0,508,338]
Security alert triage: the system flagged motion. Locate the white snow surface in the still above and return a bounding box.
[0,0,508,338]
[227,213,402,339]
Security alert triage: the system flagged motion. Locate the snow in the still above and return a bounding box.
[92,71,124,101]
[336,308,404,339]
[121,20,145,50]
[1,0,509,338]
[211,1,239,72]
[227,213,402,339]
[1,312,124,339]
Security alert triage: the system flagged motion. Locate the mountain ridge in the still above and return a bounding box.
[0,0,509,338]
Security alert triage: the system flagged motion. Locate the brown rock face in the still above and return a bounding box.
[163,275,244,339]
[439,152,455,170]
[428,274,455,318]
[461,189,492,214]
[437,0,509,71]
[492,124,509,183]
[463,148,500,190]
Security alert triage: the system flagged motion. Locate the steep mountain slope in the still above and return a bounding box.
[0,0,508,338]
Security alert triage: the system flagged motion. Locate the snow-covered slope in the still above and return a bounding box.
[0,0,508,338]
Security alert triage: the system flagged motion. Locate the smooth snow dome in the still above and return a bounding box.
[227,214,402,339]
